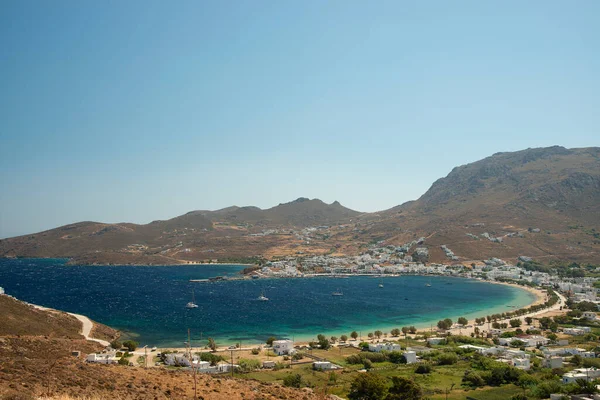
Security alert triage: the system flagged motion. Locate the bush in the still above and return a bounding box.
[388,351,407,364]
[346,352,387,364]
[110,340,122,349]
[118,357,129,366]
[462,370,485,387]
[415,364,431,374]
[122,340,138,351]
[437,352,458,365]
[282,373,302,388]
[199,352,225,365]
[251,348,260,355]
[238,358,260,372]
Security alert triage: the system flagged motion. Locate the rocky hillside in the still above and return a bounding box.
[0,198,361,265]
[375,146,600,263]
[0,147,598,265]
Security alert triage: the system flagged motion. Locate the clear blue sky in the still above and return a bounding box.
[1,1,598,238]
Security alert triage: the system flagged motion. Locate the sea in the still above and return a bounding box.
[0,258,536,347]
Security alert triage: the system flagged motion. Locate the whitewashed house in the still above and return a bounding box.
[543,357,563,369]
[562,368,600,383]
[512,358,531,370]
[426,337,445,345]
[272,340,294,355]
[368,342,401,352]
[404,351,417,364]
[582,311,598,321]
[86,353,118,364]
[313,361,339,370]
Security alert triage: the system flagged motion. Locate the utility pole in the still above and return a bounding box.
[230,349,234,378]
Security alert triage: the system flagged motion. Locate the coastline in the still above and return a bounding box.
[2,265,558,350]
[284,279,547,345]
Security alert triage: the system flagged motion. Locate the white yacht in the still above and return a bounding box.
[186,289,199,308]
[257,291,269,301]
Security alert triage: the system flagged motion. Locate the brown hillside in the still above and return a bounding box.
[0,146,598,264]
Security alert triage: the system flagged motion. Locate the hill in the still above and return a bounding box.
[372,146,600,263]
[0,198,361,265]
[0,146,598,265]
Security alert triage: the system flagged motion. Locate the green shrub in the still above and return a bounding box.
[437,352,458,365]
[415,364,431,374]
[282,373,302,388]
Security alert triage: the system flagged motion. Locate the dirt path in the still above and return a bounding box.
[31,303,110,347]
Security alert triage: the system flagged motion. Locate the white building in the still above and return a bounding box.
[583,311,598,321]
[86,353,118,364]
[563,327,591,336]
[217,362,239,373]
[262,360,276,369]
[426,337,445,345]
[368,342,402,352]
[404,351,417,364]
[313,361,340,370]
[543,357,563,369]
[512,358,531,370]
[562,368,600,384]
[272,340,294,355]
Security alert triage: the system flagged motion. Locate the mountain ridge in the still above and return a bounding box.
[1,146,599,265]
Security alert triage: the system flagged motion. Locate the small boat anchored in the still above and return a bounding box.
[332,289,343,296]
[257,291,269,301]
[186,289,199,308]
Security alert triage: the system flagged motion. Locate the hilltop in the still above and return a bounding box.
[0,146,599,265]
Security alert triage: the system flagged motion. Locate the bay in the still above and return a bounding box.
[0,258,536,347]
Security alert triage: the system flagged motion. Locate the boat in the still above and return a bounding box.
[332,289,343,296]
[378,279,384,288]
[186,289,199,308]
[257,291,269,301]
[425,280,431,287]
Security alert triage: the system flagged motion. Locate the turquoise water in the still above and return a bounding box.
[0,258,535,347]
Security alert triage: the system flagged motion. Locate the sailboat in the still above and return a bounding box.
[332,288,343,296]
[186,289,199,308]
[257,290,269,301]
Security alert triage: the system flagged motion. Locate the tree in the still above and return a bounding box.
[575,378,599,395]
[110,340,122,349]
[283,373,303,388]
[391,328,400,337]
[443,318,453,328]
[386,376,423,400]
[317,334,331,350]
[207,337,217,351]
[437,352,458,365]
[266,336,276,346]
[351,331,359,340]
[362,359,373,370]
[525,317,533,325]
[510,319,522,328]
[348,373,388,400]
[401,327,409,337]
[368,332,374,341]
[341,335,348,342]
[457,317,468,326]
[122,340,138,351]
[374,330,382,339]
[409,326,417,334]
[388,351,407,364]
[330,336,338,344]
